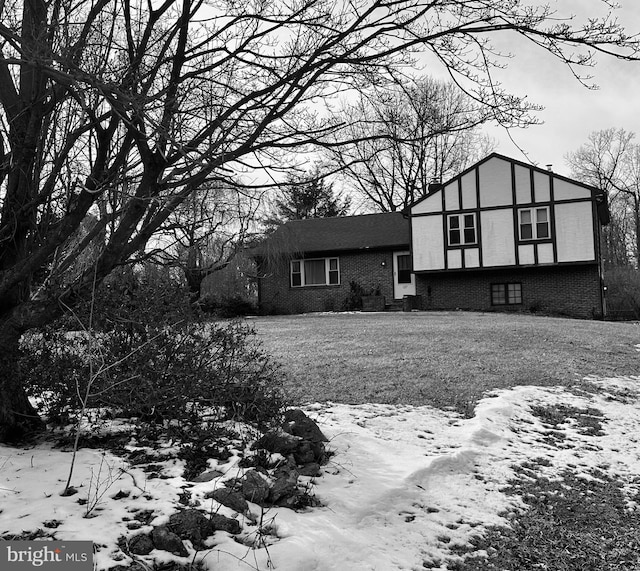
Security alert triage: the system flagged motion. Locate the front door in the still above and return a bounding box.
[393,251,416,300]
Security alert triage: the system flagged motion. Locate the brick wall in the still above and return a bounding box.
[415,264,604,319]
[258,250,398,314]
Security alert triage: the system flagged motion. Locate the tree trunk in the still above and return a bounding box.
[0,317,43,442]
[184,268,204,300]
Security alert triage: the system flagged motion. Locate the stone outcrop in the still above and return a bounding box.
[151,526,188,557]
[125,409,328,561]
[168,510,214,548]
[205,488,248,514]
[256,409,329,470]
[128,533,154,556]
[241,469,271,503]
[283,409,329,443]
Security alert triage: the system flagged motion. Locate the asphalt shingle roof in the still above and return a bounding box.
[256,212,410,256]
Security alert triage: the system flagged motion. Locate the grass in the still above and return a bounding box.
[449,463,640,571]
[252,311,640,570]
[251,311,640,415]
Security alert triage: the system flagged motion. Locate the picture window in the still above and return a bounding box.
[291,257,340,287]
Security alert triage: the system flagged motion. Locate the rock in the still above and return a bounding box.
[293,441,316,465]
[312,441,327,463]
[151,526,188,557]
[128,533,154,555]
[241,469,271,504]
[269,465,299,503]
[206,488,248,514]
[255,429,301,455]
[283,409,328,443]
[210,513,241,535]
[168,509,213,547]
[295,439,326,465]
[298,462,321,477]
[190,470,224,483]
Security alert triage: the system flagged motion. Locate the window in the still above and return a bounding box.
[519,207,550,240]
[448,213,477,246]
[328,258,340,285]
[397,254,412,284]
[290,257,340,287]
[491,283,522,305]
[291,260,302,287]
[303,259,326,285]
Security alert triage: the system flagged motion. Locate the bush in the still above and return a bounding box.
[20,321,286,434]
[604,266,640,320]
[342,280,365,311]
[198,294,256,318]
[87,267,195,331]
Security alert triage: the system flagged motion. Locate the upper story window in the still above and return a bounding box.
[291,257,340,287]
[519,207,550,240]
[448,213,477,246]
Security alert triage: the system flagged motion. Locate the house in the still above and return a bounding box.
[254,212,412,314]
[255,153,609,318]
[410,153,608,318]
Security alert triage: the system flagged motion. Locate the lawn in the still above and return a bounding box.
[250,311,640,569]
[251,311,640,415]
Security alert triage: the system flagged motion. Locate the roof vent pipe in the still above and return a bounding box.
[546,164,553,172]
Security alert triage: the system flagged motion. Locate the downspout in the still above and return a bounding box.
[596,190,610,319]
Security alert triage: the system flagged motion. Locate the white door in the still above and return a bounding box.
[393,251,416,300]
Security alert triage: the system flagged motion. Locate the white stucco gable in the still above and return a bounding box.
[409,153,604,273]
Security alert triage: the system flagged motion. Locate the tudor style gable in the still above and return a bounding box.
[410,154,606,273]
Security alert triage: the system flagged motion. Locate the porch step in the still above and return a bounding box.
[385,301,404,312]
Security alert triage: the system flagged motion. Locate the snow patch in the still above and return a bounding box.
[2,377,640,570]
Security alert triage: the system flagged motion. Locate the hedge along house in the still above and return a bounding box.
[409,153,609,318]
[254,212,412,314]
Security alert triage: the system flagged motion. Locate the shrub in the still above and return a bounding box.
[604,266,640,320]
[198,294,257,318]
[87,267,195,331]
[20,321,286,434]
[342,280,365,311]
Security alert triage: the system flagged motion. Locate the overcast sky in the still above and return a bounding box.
[482,1,640,176]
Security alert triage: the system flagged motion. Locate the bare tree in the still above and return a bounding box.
[152,182,262,299]
[327,76,496,212]
[567,128,640,267]
[1,0,639,440]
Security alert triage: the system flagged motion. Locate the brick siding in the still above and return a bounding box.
[258,250,399,314]
[415,265,603,319]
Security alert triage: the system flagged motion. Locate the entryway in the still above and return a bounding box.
[393,251,416,300]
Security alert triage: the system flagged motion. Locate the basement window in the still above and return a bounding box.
[491,283,522,305]
[291,257,340,287]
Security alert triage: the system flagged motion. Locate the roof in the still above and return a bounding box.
[408,152,610,224]
[254,212,410,257]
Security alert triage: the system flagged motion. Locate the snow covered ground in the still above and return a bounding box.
[2,375,640,570]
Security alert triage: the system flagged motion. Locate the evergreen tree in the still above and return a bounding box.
[265,169,351,229]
